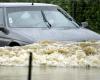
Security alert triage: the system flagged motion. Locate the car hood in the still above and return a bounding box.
[9,28,100,43]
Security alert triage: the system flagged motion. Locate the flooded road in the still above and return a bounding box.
[0,66,100,80]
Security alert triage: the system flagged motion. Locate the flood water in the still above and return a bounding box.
[0,66,100,80]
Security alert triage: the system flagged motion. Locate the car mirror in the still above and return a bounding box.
[0,25,9,34]
[81,22,89,28]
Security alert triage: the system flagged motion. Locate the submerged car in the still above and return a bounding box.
[0,3,100,46]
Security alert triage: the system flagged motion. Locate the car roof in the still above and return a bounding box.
[0,3,57,7]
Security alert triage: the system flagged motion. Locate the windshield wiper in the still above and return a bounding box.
[41,11,51,28]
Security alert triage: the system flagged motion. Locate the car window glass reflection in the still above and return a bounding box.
[44,11,77,28]
[8,11,47,28]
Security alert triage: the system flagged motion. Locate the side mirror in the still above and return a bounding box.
[81,22,89,28]
[0,25,9,34]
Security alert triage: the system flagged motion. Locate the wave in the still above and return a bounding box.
[0,41,100,67]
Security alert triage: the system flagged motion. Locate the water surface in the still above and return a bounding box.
[0,66,100,80]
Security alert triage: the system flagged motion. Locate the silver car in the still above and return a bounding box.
[0,3,100,46]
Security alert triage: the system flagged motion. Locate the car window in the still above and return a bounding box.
[43,10,77,28]
[7,8,47,28]
[0,8,4,26]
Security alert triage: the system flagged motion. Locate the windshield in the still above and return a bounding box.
[7,8,47,28]
[43,10,78,28]
[7,7,78,28]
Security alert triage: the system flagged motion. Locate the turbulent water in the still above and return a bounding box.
[0,41,100,67]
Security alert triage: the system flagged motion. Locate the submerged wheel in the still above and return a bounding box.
[9,42,20,47]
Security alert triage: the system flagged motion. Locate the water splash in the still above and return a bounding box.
[0,41,100,67]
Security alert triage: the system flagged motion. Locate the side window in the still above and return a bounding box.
[0,8,4,26]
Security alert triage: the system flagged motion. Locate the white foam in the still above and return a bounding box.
[0,41,100,67]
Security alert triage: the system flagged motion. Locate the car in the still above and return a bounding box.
[0,3,100,46]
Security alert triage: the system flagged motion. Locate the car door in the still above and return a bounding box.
[0,8,10,46]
